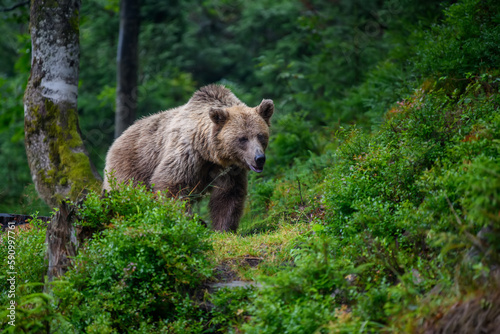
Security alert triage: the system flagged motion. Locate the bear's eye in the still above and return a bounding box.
[257,134,266,142]
[239,137,248,143]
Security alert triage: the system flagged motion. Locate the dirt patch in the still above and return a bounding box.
[212,262,241,283]
[242,256,262,267]
[212,256,264,283]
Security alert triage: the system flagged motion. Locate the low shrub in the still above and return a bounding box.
[53,182,213,332]
[0,215,47,305]
[0,215,49,332]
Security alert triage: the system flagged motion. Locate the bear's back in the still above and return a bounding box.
[104,110,176,188]
[103,84,245,191]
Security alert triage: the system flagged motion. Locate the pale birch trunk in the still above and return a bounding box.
[24,0,102,209]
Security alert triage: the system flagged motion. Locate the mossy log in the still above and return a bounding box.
[24,0,102,209]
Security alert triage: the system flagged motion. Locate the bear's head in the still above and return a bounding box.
[209,99,274,173]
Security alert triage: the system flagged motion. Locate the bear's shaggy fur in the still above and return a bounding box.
[103,84,274,231]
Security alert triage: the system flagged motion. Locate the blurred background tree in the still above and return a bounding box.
[0,0,450,214]
[115,0,140,138]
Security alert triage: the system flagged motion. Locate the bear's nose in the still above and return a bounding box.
[255,154,266,167]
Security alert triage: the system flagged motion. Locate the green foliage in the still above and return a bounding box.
[54,183,213,332]
[242,152,332,234]
[0,74,32,211]
[244,74,500,331]
[239,239,331,332]
[334,59,413,126]
[78,176,164,229]
[0,30,48,214]
[207,287,253,332]
[0,216,47,305]
[266,113,320,173]
[0,216,53,331]
[417,0,500,78]
[0,291,63,333]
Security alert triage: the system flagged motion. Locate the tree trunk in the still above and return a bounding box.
[114,0,140,138]
[24,0,102,209]
[45,201,79,282]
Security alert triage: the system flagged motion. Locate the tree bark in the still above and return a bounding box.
[45,201,79,282]
[24,0,102,209]
[114,0,140,138]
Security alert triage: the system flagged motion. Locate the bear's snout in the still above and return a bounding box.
[247,151,266,173]
[255,154,266,168]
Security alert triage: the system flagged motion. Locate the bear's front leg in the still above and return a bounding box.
[209,169,247,232]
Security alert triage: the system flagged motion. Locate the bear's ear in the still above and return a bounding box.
[209,108,229,126]
[257,99,274,125]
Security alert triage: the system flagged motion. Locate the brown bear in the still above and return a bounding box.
[103,84,274,232]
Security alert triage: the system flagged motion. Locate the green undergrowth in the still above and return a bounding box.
[241,74,500,333]
[0,215,50,332]
[54,182,214,333]
[240,151,334,235]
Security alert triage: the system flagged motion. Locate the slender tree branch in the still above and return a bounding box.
[0,0,29,12]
